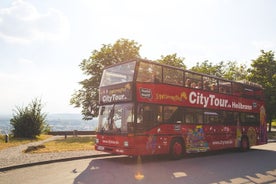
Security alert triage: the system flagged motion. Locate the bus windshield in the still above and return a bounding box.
[98,103,134,134]
[100,61,136,86]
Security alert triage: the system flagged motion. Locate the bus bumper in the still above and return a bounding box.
[95,144,138,156]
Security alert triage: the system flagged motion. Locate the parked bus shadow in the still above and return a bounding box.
[74,148,276,184]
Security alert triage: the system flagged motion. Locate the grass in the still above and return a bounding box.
[0,134,95,153]
[30,136,95,153]
[0,134,52,150]
[272,121,276,127]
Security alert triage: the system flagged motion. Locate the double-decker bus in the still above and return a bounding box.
[95,59,267,159]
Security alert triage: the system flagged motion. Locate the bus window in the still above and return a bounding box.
[240,113,259,126]
[163,67,183,86]
[137,104,163,129]
[185,72,202,89]
[184,108,203,124]
[204,111,220,124]
[98,103,134,134]
[243,87,255,99]
[203,77,218,92]
[184,108,193,123]
[137,62,162,83]
[195,110,203,124]
[221,111,234,125]
[232,82,243,96]
[254,88,264,100]
[218,80,232,94]
[100,61,136,86]
[164,106,183,123]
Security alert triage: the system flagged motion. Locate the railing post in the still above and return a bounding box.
[73,130,78,137]
[5,134,9,143]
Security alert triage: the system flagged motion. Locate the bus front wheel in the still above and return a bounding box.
[240,136,249,152]
[170,139,184,160]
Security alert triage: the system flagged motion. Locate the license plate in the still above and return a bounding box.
[97,146,105,151]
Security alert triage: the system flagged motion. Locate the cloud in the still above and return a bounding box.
[0,0,70,44]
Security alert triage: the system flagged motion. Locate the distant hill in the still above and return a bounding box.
[47,113,84,120]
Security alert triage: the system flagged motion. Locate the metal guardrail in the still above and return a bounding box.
[48,131,96,136]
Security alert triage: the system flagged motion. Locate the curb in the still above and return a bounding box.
[268,139,276,143]
[0,153,111,172]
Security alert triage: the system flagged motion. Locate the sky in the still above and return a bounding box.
[0,0,276,116]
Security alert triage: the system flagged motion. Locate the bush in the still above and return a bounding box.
[10,98,48,139]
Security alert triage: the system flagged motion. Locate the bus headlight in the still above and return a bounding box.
[124,141,129,147]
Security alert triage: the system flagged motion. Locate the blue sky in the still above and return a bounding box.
[0,0,275,115]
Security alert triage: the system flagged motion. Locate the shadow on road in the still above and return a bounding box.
[74,149,276,184]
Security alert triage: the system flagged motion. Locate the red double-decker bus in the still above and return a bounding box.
[95,59,267,159]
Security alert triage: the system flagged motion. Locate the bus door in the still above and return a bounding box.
[136,104,164,155]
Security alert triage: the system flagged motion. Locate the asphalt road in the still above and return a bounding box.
[0,143,275,184]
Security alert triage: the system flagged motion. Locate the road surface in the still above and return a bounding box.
[0,143,275,184]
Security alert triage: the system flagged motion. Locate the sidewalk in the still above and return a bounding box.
[0,136,108,171]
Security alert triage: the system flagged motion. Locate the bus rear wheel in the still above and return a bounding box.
[170,139,184,160]
[240,136,249,152]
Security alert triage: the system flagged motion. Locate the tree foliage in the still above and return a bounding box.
[70,38,141,120]
[190,60,224,77]
[156,53,186,69]
[10,98,47,138]
[190,60,248,80]
[247,50,276,130]
[222,61,248,81]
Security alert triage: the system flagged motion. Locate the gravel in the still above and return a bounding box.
[0,136,107,170]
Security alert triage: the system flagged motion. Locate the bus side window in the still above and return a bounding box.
[195,110,203,124]
[240,112,259,126]
[184,108,203,124]
[204,111,220,124]
[185,114,193,124]
[221,111,234,125]
[232,82,243,96]
[163,68,183,86]
[137,104,163,126]
[137,62,162,83]
[203,77,218,92]
[164,106,185,124]
[219,80,232,94]
[185,72,202,89]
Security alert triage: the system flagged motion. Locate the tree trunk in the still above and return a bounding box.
[268,117,272,132]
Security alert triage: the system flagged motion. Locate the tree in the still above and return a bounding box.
[222,61,248,81]
[156,53,186,69]
[247,50,276,132]
[10,98,47,138]
[190,60,224,77]
[190,60,248,81]
[70,38,141,120]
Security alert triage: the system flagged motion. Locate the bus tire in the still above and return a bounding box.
[240,136,249,152]
[170,138,184,160]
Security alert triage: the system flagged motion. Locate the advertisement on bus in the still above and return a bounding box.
[137,83,262,113]
[99,82,133,104]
